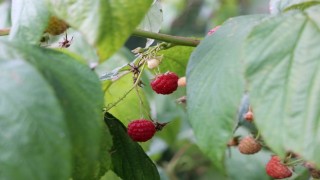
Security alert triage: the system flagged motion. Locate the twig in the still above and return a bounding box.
[132,29,200,47]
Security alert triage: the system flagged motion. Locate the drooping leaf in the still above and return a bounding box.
[104,113,160,180]
[158,46,194,77]
[269,0,320,14]
[244,7,320,165]
[0,41,107,179]
[10,0,50,44]
[46,0,153,62]
[0,46,71,179]
[138,0,163,47]
[186,15,267,171]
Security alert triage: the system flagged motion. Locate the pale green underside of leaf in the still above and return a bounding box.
[270,0,320,14]
[245,7,320,165]
[186,15,267,171]
[138,0,163,47]
[46,0,153,62]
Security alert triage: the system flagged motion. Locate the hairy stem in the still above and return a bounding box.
[132,29,200,47]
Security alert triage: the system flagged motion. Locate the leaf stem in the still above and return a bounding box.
[0,28,10,36]
[132,29,200,47]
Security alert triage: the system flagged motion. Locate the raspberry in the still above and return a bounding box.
[150,72,179,95]
[238,136,261,154]
[207,25,221,35]
[45,16,69,35]
[127,119,156,142]
[244,111,254,122]
[266,156,292,179]
[178,77,186,87]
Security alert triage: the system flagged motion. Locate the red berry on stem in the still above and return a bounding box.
[127,119,156,142]
[150,72,179,95]
[266,156,292,179]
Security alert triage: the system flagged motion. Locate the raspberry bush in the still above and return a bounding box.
[1,0,320,179]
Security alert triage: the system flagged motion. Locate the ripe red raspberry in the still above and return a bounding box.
[238,136,261,154]
[127,119,156,142]
[150,72,179,95]
[266,156,292,179]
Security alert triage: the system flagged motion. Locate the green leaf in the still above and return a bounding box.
[138,0,163,47]
[46,0,153,62]
[225,148,272,180]
[0,41,107,179]
[159,46,194,77]
[95,125,113,180]
[10,0,50,44]
[104,113,160,180]
[0,52,71,179]
[104,74,150,125]
[186,15,267,171]
[244,7,320,165]
[270,0,320,14]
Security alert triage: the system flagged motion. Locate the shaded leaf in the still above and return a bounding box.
[0,41,106,179]
[0,46,71,179]
[244,7,320,165]
[46,0,153,62]
[104,113,160,180]
[186,15,267,171]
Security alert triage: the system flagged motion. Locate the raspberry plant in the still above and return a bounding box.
[1,0,320,179]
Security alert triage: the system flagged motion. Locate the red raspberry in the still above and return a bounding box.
[127,119,156,142]
[150,72,179,95]
[266,156,292,179]
[238,136,261,154]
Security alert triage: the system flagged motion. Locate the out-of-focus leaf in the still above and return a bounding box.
[46,0,153,62]
[186,15,267,171]
[269,0,320,14]
[138,0,163,47]
[10,0,50,44]
[0,41,106,179]
[0,57,71,180]
[244,7,320,165]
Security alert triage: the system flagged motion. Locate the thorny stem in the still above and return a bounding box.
[105,61,147,111]
[132,29,200,47]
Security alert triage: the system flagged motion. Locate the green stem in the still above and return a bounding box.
[285,159,304,166]
[132,29,200,47]
[105,61,147,111]
[0,28,10,36]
